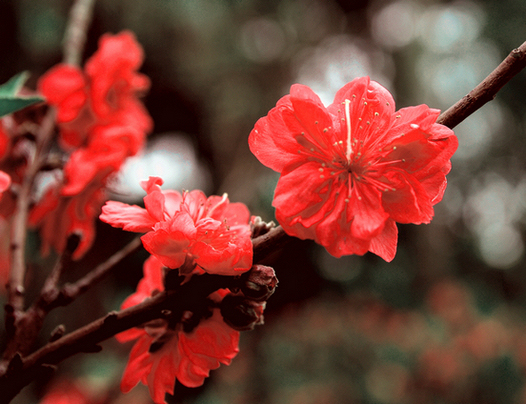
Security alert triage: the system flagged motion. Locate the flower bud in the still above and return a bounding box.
[240,264,278,302]
[220,294,265,331]
[250,216,275,238]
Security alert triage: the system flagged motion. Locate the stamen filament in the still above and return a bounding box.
[344,99,352,162]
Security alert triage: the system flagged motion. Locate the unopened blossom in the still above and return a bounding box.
[117,255,240,403]
[100,176,253,275]
[249,77,458,261]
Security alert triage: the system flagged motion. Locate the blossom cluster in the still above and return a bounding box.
[100,176,253,276]
[116,255,240,403]
[30,31,152,258]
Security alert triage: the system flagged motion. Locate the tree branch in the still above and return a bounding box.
[0,272,238,404]
[62,0,97,66]
[437,40,526,129]
[252,225,290,263]
[56,236,142,307]
[6,109,56,323]
[3,0,97,376]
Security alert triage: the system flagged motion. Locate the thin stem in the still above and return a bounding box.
[39,235,79,304]
[58,237,142,305]
[6,109,56,315]
[62,0,97,66]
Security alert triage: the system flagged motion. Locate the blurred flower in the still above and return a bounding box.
[117,255,239,404]
[31,31,152,259]
[29,179,106,259]
[0,121,11,201]
[100,176,253,275]
[40,379,93,404]
[38,31,152,193]
[249,76,457,261]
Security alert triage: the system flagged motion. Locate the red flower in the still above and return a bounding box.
[117,256,240,403]
[38,31,152,149]
[61,124,144,196]
[38,31,152,195]
[100,176,253,275]
[0,120,11,201]
[40,379,92,404]
[249,77,457,261]
[29,180,107,260]
[31,31,153,259]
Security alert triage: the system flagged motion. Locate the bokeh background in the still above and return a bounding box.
[2,0,526,403]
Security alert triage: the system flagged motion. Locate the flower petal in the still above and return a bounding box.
[381,170,434,224]
[348,181,389,239]
[248,109,305,172]
[273,161,337,238]
[368,219,398,262]
[100,201,156,232]
[140,212,196,269]
[330,77,395,148]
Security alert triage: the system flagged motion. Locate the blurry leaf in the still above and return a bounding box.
[0,72,44,118]
[0,97,44,118]
[0,71,29,96]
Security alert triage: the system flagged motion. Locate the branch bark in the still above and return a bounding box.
[0,272,238,404]
[437,41,526,129]
[62,0,96,66]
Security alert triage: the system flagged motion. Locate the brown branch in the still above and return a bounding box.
[62,0,96,66]
[3,0,97,367]
[0,236,142,371]
[252,225,290,263]
[57,236,142,306]
[6,109,56,319]
[437,40,526,129]
[0,272,239,404]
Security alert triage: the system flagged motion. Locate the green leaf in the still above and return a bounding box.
[0,97,44,117]
[0,72,44,118]
[0,71,30,97]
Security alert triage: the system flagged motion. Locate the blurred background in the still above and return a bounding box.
[2,0,526,403]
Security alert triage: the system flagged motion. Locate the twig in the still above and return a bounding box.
[62,0,96,66]
[252,225,290,263]
[0,236,142,369]
[437,40,526,129]
[6,109,56,318]
[39,235,79,306]
[2,0,97,375]
[57,236,142,306]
